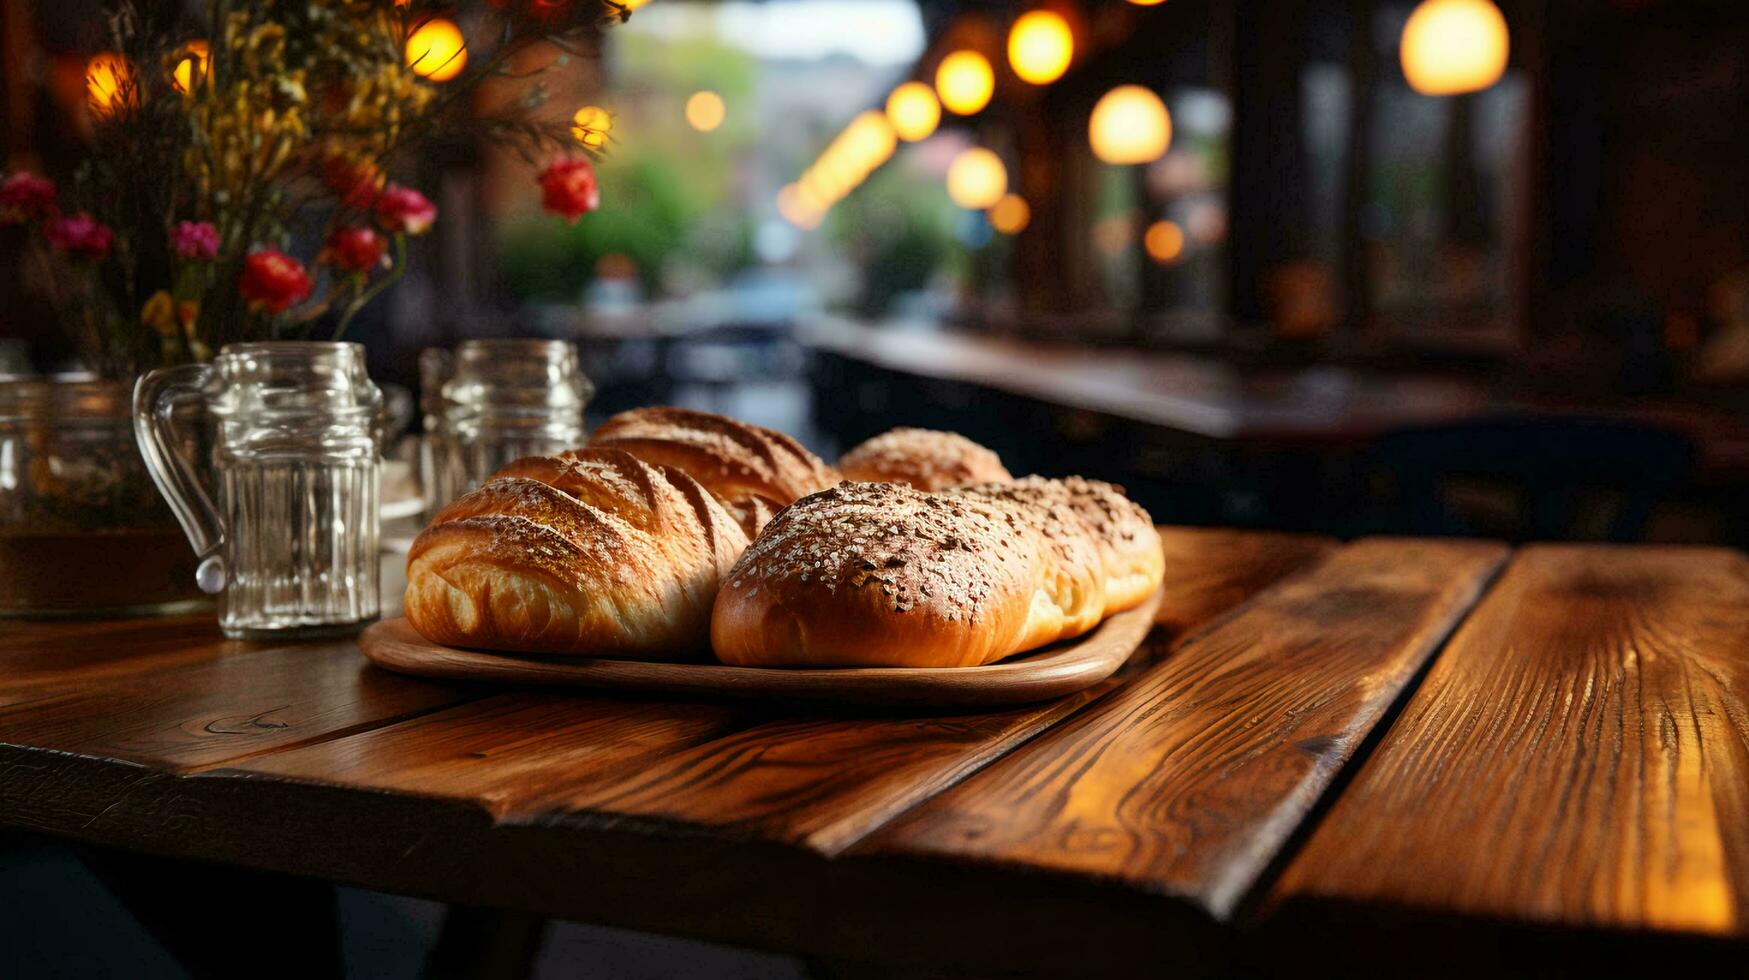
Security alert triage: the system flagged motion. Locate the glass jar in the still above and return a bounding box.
[135,342,383,638]
[420,339,592,513]
[0,375,205,616]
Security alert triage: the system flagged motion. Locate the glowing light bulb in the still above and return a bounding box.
[685,90,726,132]
[571,105,612,147]
[1400,0,1509,96]
[406,18,467,82]
[172,40,210,95]
[1089,85,1171,164]
[946,148,1007,210]
[86,52,135,115]
[988,194,1031,235]
[1127,0,1167,6]
[935,50,994,116]
[1008,11,1073,86]
[1145,220,1185,263]
[885,82,941,142]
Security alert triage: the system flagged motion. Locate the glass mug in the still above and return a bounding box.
[135,342,383,638]
[420,339,591,513]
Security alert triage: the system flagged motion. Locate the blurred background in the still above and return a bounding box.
[6,0,1749,543]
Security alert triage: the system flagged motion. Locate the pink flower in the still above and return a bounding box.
[238,249,313,313]
[170,221,220,261]
[320,226,389,273]
[0,172,57,225]
[44,213,114,261]
[537,158,600,224]
[373,184,436,236]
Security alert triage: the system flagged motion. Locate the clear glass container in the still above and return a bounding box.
[0,375,205,616]
[135,342,383,638]
[420,339,592,513]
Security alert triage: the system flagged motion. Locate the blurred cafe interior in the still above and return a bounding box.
[6,0,1749,546]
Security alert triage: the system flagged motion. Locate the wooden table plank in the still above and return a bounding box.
[0,613,231,707]
[222,528,1334,856]
[0,640,474,772]
[1263,545,1749,946]
[855,537,1508,922]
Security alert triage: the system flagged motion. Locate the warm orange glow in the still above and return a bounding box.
[406,18,467,82]
[988,194,1031,234]
[1401,0,1509,96]
[685,90,726,132]
[842,110,897,169]
[571,105,612,147]
[1008,11,1073,86]
[946,148,1007,210]
[1145,220,1185,263]
[777,183,823,229]
[1089,85,1171,164]
[172,40,211,95]
[885,81,941,142]
[86,52,135,114]
[620,0,654,9]
[935,50,994,116]
[1127,0,1167,5]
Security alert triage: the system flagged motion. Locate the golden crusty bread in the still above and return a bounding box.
[710,481,1106,668]
[404,448,749,658]
[954,476,1163,615]
[583,406,839,536]
[838,427,1013,491]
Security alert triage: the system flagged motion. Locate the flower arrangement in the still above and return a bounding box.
[1,0,622,378]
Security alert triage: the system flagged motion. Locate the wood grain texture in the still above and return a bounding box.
[0,613,231,707]
[859,538,1508,920]
[1151,527,1335,637]
[0,640,473,772]
[1267,545,1749,939]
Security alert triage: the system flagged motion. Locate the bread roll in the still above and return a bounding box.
[838,427,1012,490]
[711,482,1105,668]
[584,406,838,535]
[404,448,749,658]
[955,476,1163,615]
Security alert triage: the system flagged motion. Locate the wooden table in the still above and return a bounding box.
[3,529,1747,977]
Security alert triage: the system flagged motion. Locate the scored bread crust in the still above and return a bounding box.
[838,427,1013,491]
[404,448,749,658]
[710,482,1105,668]
[954,476,1164,615]
[584,406,839,536]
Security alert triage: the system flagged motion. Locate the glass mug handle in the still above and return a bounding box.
[133,365,228,595]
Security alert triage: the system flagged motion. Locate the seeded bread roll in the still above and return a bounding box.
[954,476,1163,615]
[583,406,839,536]
[404,449,749,658]
[838,427,1013,491]
[710,482,1106,668]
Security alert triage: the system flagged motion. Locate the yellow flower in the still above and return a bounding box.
[142,290,179,337]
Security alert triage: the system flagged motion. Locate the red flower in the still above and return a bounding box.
[322,156,382,210]
[538,157,600,224]
[238,249,313,313]
[0,172,58,225]
[170,220,220,261]
[321,226,389,273]
[43,213,114,261]
[373,184,436,235]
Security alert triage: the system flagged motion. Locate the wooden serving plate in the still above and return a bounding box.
[359,588,1162,709]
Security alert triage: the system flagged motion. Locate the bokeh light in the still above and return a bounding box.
[1007,11,1074,86]
[406,18,467,82]
[946,148,1007,210]
[85,52,135,115]
[1144,220,1185,263]
[1126,0,1168,6]
[685,90,727,132]
[886,81,941,142]
[172,40,211,95]
[1400,0,1509,96]
[571,105,612,147]
[935,50,994,116]
[988,194,1031,235]
[1089,85,1171,164]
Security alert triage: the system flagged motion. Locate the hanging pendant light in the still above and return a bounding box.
[1400,0,1510,96]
